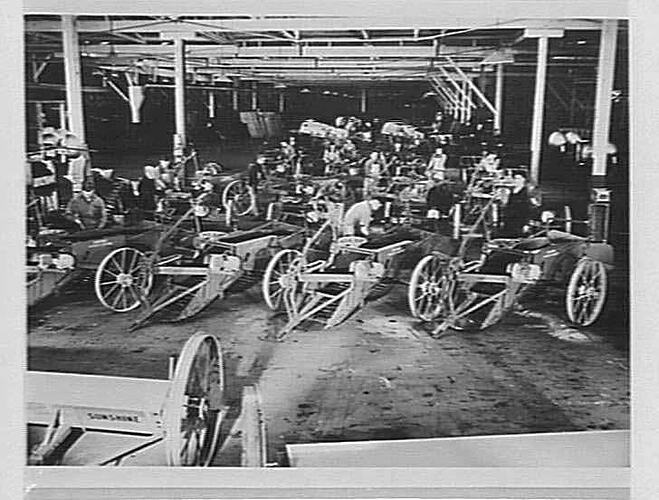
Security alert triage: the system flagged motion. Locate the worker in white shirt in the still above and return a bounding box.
[477,152,500,173]
[426,147,448,180]
[342,198,382,236]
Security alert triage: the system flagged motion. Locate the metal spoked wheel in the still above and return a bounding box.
[222,180,255,217]
[282,256,312,314]
[565,258,608,327]
[408,254,448,321]
[262,249,302,310]
[95,247,153,312]
[163,332,224,467]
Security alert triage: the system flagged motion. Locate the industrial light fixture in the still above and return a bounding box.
[322,90,331,95]
[577,40,587,45]
[300,88,311,93]
[213,73,232,83]
[273,82,287,89]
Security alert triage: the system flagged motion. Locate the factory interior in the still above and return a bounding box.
[20,2,635,478]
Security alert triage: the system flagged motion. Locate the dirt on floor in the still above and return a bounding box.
[27,270,629,466]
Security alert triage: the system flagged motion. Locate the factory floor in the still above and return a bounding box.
[28,139,629,465]
[27,266,629,466]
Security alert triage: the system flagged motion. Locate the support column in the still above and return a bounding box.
[460,79,468,124]
[360,88,367,114]
[591,20,618,182]
[61,15,85,141]
[530,36,549,184]
[278,91,285,113]
[251,81,258,111]
[232,81,239,111]
[58,102,67,130]
[466,78,473,124]
[208,91,216,119]
[494,63,504,134]
[173,36,186,147]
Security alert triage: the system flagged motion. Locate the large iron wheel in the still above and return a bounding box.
[222,180,255,217]
[94,247,152,312]
[162,332,224,466]
[565,258,607,327]
[408,254,449,321]
[262,248,302,310]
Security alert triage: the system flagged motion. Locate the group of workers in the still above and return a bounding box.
[30,111,536,242]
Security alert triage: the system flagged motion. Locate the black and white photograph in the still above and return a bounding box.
[8,0,650,497]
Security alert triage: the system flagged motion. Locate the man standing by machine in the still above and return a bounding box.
[342,198,382,236]
[426,147,448,180]
[65,178,108,230]
[426,175,454,232]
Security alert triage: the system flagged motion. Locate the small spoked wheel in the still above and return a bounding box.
[262,249,302,310]
[566,258,607,327]
[222,180,255,217]
[408,254,448,321]
[163,333,224,467]
[95,247,152,312]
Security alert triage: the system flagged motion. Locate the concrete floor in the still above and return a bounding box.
[27,268,629,466]
[29,139,629,465]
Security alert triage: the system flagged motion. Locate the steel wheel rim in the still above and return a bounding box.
[94,247,152,312]
[163,333,224,467]
[408,255,446,321]
[223,180,254,216]
[566,259,607,327]
[262,249,301,310]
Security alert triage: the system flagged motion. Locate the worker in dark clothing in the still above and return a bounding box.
[426,177,454,232]
[65,178,108,230]
[247,157,267,193]
[137,165,165,212]
[503,173,532,236]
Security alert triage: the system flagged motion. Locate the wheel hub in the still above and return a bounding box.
[420,280,441,296]
[117,273,134,287]
[578,284,599,300]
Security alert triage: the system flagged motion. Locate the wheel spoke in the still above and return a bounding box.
[102,268,119,278]
[99,280,118,287]
[104,282,121,302]
[127,285,140,305]
[111,288,124,308]
[110,256,123,273]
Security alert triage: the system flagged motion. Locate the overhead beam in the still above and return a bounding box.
[23,8,618,31]
[61,45,508,63]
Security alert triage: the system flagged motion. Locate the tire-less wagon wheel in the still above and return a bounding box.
[262,248,302,310]
[222,179,256,217]
[95,247,153,312]
[565,258,608,327]
[408,254,448,321]
[163,332,224,466]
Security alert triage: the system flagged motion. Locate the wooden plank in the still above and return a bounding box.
[27,372,170,415]
[287,430,630,468]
